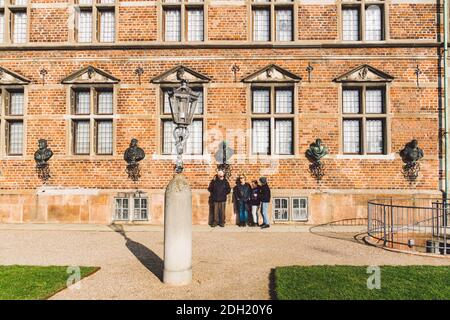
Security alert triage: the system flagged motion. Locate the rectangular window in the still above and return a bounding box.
[74,120,90,155]
[187,8,203,41]
[11,10,27,44]
[273,198,289,221]
[96,120,113,155]
[252,119,270,155]
[342,7,359,41]
[114,194,149,221]
[366,119,384,154]
[291,198,308,221]
[7,121,23,155]
[115,198,129,220]
[343,89,360,114]
[133,198,148,220]
[253,8,270,41]
[8,90,24,116]
[162,119,203,155]
[343,119,360,154]
[97,89,113,114]
[275,88,293,114]
[78,10,92,43]
[252,89,270,114]
[74,89,91,114]
[275,8,292,41]
[99,10,115,42]
[342,86,387,155]
[0,11,4,43]
[164,9,181,41]
[274,119,293,155]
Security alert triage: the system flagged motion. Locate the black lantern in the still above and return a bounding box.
[168,78,200,173]
[167,80,199,127]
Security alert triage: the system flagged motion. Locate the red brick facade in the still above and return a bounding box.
[0,0,444,225]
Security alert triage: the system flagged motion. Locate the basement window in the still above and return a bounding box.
[273,197,309,222]
[114,192,149,222]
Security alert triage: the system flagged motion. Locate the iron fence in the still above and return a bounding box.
[368,198,450,255]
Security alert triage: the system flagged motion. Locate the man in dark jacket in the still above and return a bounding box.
[208,170,231,227]
[259,177,271,229]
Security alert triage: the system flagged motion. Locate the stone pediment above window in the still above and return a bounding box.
[242,64,301,83]
[0,67,31,85]
[61,66,120,84]
[334,64,394,83]
[151,65,211,84]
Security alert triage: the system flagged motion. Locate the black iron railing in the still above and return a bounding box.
[368,198,450,255]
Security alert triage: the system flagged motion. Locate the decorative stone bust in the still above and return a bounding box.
[124,138,145,166]
[306,138,328,163]
[400,139,424,165]
[34,139,53,168]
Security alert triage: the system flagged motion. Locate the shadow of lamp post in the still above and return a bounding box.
[400,139,424,182]
[215,141,234,179]
[124,138,145,182]
[163,72,199,285]
[306,138,328,182]
[34,139,53,183]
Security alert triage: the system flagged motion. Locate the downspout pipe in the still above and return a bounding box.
[444,0,449,200]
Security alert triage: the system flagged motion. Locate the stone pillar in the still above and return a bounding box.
[163,173,192,285]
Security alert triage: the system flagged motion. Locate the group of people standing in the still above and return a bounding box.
[208,170,271,229]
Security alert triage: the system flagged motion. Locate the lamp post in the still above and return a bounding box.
[163,77,199,285]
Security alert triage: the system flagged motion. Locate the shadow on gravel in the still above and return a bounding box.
[109,224,164,282]
[308,218,369,245]
[268,268,277,300]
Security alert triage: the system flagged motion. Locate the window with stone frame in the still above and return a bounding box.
[251,0,294,42]
[0,87,25,155]
[342,0,385,41]
[75,0,116,43]
[273,197,309,222]
[160,85,204,155]
[114,192,149,221]
[251,85,294,155]
[70,86,114,155]
[0,0,29,44]
[342,85,387,155]
[162,0,205,42]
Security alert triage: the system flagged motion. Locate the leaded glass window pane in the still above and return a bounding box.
[75,90,90,114]
[343,119,360,154]
[275,9,292,41]
[8,121,23,155]
[12,11,27,44]
[78,10,92,43]
[275,119,293,155]
[99,10,115,42]
[343,8,359,41]
[252,89,270,113]
[365,5,382,41]
[275,89,293,114]
[75,120,90,154]
[252,119,270,155]
[9,91,24,115]
[96,120,113,155]
[253,9,270,41]
[365,89,383,114]
[366,119,384,154]
[187,9,203,41]
[164,9,181,41]
[343,89,360,114]
[97,90,113,114]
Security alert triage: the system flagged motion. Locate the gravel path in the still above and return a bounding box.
[0,224,449,300]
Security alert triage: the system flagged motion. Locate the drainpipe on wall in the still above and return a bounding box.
[445,0,449,200]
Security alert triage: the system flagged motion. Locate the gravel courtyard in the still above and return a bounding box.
[0,224,449,300]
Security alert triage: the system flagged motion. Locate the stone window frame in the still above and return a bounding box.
[338,0,390,42]
[247,82,298,158]
[114,192,149,222]
[66,83,117,157]
[0,0,30,45]
[247,0,297,43]
[339,82,391,156]
[273,196,309,222]
[157,83,206,156]
[158,0,207,43]
[0,84,27,157]
[71,0,118,44]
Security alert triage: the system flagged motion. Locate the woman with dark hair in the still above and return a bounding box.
[233,174,252,227]
[259,177,271,229]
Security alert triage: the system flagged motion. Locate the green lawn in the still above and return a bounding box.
[0,265,99,300]
[274,265,450,300]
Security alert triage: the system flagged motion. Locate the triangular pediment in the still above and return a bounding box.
[0,67,30,85]
[334,64,394,83]
[61,66,120,84]
[242,64,301,83]
[151,65,210,84]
